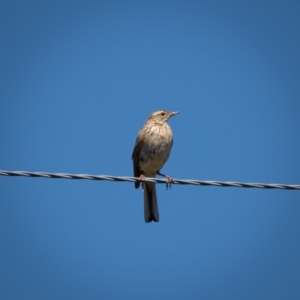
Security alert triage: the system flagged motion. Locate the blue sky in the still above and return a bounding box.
[1,1,300,299]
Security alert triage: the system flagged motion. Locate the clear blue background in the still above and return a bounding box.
[1,1,299,299]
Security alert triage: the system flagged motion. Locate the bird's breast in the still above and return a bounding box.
[138,123,173,176]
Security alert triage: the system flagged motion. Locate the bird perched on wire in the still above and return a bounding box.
[132,110,179,223]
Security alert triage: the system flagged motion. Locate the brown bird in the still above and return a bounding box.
[132,110,179,223]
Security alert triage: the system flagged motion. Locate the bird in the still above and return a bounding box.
[132,110,179,223]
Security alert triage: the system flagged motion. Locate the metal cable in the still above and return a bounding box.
[0,170,299,190]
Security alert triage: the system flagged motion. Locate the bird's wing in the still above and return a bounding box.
[132,127,145,188]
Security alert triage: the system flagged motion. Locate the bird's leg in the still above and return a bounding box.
[139,174,146,190]
[157,171,174,190]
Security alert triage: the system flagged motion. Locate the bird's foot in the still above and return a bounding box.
[157,171,174,190]
[165,176,174,190]
[139,174,146,190]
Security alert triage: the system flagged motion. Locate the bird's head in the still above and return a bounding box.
[147,110,179,124]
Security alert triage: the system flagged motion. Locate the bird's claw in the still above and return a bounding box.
[165,176,174,191]
[139,174,146,190]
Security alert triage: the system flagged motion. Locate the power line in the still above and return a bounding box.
[0,170,299,190]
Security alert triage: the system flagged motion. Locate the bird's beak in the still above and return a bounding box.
[170,111,180,117]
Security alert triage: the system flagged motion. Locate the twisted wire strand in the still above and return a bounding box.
[0,170,299,190]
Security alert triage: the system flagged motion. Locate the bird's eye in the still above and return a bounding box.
[161,112,165,116]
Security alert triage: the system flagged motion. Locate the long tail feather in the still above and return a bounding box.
[144,182,159,223]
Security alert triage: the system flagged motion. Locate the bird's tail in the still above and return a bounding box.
[144,182,159,223]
